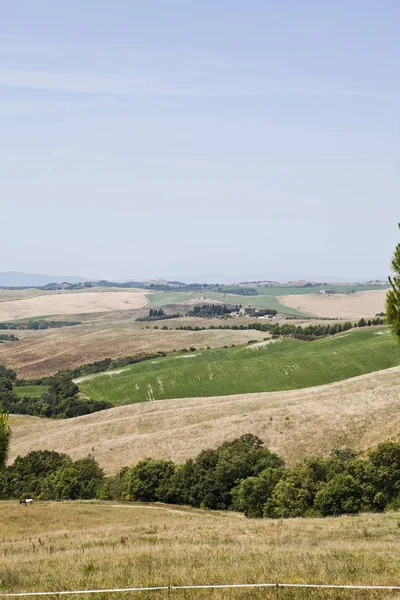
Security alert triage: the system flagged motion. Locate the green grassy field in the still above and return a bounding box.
[78,328,400,405]
[13,385,48,398]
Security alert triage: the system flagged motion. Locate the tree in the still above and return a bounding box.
[189,434,283,510]
[264,464,324,518]
[0,377,13,393]
[122,459,176,502]
[314,473,363,516]
[231,467,283,518]
[49,372,78,399]
[387,222,400,339]
[0,411,10,469]
[0,365,17,382]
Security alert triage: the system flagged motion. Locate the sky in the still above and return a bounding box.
[1,0,399,282]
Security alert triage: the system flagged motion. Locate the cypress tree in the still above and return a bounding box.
[0,411,10,469]
[387,223,400,340]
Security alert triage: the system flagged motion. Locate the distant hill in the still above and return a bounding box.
[0,272,88,287]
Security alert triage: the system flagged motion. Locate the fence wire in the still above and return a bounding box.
[2,582,400,597]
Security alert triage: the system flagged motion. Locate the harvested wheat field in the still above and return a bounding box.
[0,324,265,378]
[0,289,149,321]
[8,366,400,472]
[278,289,387,319]
[2,501,400,599]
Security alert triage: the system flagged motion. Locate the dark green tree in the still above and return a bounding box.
[49,372,78,399]
[0,411,10,469]
[387,223,400,339]
[122,459,176,502]
[264,463,324,518]
[231,467,283,518]
[0,377,13,393]
[314,473,363,516]
[190,434,283,510]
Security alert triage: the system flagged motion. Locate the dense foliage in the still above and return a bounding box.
[387,222,400,340]
[0,367,112,418]
[0,411,10,469]
[187,304,240,318]
[175,318,385,340]
[105,438,400,517]
[0,451,105,500]
[136,308,182,322]
[0,320,81,330]
[63,351,166,379]
[213,287,258,296]
[3,435,400,518]
[0,334,19,342]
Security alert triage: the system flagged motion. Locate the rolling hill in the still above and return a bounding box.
[8,365,400,473]
[78,328,400,404]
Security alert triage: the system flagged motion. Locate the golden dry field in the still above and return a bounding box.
[8,366,400,472]
[1,501,400,599]
[0,289,149,321]
[0,313,266,378]
[278,290,387,319]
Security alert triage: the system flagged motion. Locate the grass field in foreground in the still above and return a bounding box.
[1,501,400,599]
[78,328,400,405]
[13,385,48,398]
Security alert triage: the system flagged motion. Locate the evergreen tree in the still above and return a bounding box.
[0,411,10,469]
[387,223,400,340]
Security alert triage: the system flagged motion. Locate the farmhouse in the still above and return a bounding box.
[239,307,256,316]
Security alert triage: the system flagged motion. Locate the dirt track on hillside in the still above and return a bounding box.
[278,289,387,319]
[9,366,400,472]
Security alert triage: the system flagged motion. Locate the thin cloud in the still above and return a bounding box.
[0,67,393,100]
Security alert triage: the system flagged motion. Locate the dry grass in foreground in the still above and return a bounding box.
[1,501,400,599]
[8,366,400,472]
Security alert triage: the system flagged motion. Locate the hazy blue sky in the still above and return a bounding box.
[1,1,399,281]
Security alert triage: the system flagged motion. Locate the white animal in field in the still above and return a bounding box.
[19,498,33,505]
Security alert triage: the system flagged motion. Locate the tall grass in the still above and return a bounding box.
[1,501,400,599]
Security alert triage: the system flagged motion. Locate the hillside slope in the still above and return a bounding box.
[279,289,386,318]
[8,366,400,473]
[78,328,400,403]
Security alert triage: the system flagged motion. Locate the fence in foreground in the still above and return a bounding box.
[2,582,400,597]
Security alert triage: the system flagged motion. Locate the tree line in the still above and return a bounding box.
[0,334,19,342]
[15,351,166,386]
[0,319,81,331]
[136,308,182,322]
[187,304,240,318]
[174,317,385,340]
[1,351,167,419]
[2,433,400,519]
[0,368,111,419]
